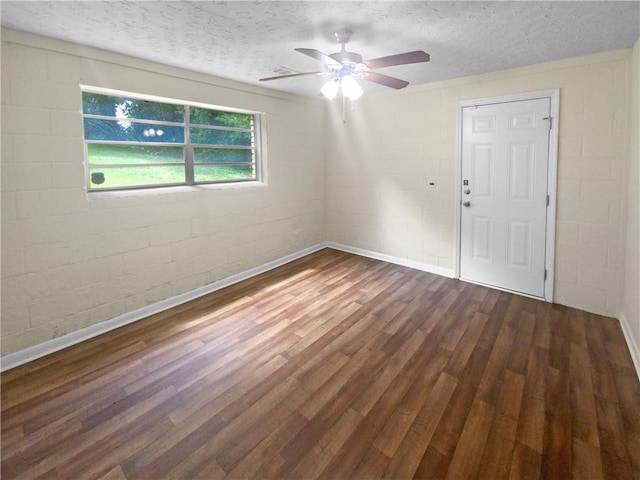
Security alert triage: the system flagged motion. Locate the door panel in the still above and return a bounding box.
[509,111,537,130]
[460,98,550,297]
[508,143,534,202]
[506,219,533,270]
[473,115,496,133]
[472,144,494,198]
[471,216,493,262]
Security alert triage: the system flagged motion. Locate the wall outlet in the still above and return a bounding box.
[426,177,437,189]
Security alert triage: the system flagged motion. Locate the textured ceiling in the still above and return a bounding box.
[1,1,639,98]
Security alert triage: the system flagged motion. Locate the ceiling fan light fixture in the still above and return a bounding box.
[341,75,363,100]
[320,78,340,99]
[260,29,431,99]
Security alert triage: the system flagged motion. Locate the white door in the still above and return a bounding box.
[459,98,551,298]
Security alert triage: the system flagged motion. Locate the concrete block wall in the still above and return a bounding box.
[621,38,640,363]
[326,49,632,317]
[1,27,637,361]
[1,30,326,355]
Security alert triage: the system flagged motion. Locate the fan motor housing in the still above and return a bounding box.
[330,51,363,65]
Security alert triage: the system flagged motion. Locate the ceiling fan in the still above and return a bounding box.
[259,29,430,100]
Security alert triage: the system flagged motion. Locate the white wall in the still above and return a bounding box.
[326,49,631,318]
[621,38,640,367]
[1,29,326,355]
[2,27,638,363]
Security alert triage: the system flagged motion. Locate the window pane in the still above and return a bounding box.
[82,92,184,122]
[194,164,255,182]
[82,90,262,191]
[194,148,253,164]
[84,119,184,143]
[190,108,252,128]
[83,92,128,116]
[88,166,185,189]
[87,144,184,165]
[190,128,252,146]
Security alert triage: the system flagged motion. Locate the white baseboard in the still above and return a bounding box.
[8,239,635,382]
[0,243,328,372]
[0,242,455,371]
[326,242,455,279]
[618,312,640,379]
[8,238,634,383]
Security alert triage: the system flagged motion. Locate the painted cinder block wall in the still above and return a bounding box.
[1,28,638,365]
[1,29,326,355]
[621,38,640,364]
[326,49,631,319]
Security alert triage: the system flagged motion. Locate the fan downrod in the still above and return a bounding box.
[330,29,362,65]
[333,28,353,48]
[333,28,353,49]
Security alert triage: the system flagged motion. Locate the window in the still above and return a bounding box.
[81,88,262,191]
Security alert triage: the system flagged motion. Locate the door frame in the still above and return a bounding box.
[454,89,560,302]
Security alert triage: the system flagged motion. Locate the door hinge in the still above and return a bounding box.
[544,269,548,280]
[547,194,550,206]
[543,116,553,130]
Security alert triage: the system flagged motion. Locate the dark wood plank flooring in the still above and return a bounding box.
[2,248,639,479]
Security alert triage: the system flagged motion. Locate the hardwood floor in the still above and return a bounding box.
[2,248,639,479]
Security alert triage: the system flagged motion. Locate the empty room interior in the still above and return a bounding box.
[1,1,640,479]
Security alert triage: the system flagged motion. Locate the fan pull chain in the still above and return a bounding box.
[342,95,346,123]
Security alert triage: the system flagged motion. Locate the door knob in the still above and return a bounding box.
[464,189,471,195]
[463,201,471,207]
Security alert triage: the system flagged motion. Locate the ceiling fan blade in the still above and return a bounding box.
[365,50,430,70]
[295,48,341,67]
[259,71,324,82]
[361,72,410,89]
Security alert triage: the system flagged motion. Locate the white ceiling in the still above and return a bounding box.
[1,1,639,98]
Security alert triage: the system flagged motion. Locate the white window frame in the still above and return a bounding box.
[81,86,265,192]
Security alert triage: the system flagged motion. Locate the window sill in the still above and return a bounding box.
[88,181,266,200]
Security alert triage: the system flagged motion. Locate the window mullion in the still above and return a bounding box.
[184,105,195,185]
[83,114,184,127]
